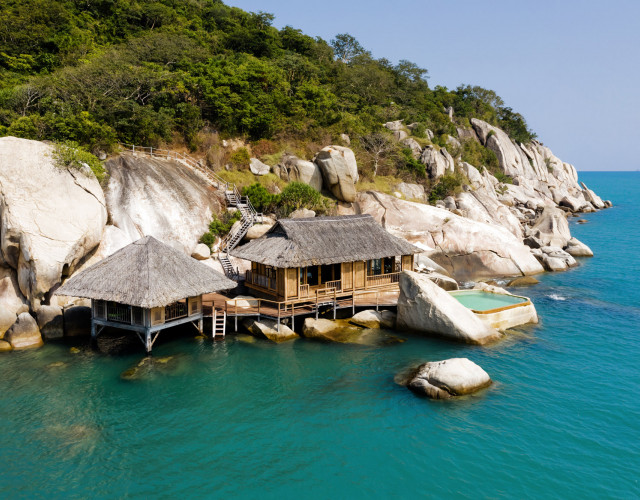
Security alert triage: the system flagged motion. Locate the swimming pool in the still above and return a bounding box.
[450,290,530,312]
[449,290,538,330]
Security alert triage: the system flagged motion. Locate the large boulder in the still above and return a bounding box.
[564,237,593,257]
[355,191,543,280]
[249,158,270,176]
[302,318,364,342]
[350,310,396,329]
[0,266,27,335]
[244,222,274,240]
[397,271,502,344]
[4,312,42,349]
[396,182,425,201]
[455,191,523,239]
[529,207,571,248]
[191,243,211,260]
[400,138,423,159]
[314,146,359,202]
[580,182,605,209]
[289,208,316,219]
[104,154,224,255]
[420,146,455,180]
[243,319,298,343]
[276,154,323,191]
[36,304,64,340]
[0,137,108,307]
[405,358,492,399]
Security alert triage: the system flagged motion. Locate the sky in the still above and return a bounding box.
[225,0,640,171]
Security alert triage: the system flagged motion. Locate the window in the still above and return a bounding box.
[368,259,382,276]
[384,257,394,275]
[306,266,319,286]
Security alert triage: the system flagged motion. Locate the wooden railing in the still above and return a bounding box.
[165,301,188,321]
[325,280,342,292]
[101,301,145,326]
[299,284,310,297]
[366,272,400,288]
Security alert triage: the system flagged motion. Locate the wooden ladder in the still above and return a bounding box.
[212,309,226,338]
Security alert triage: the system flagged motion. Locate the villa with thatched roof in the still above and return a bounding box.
[56,236,236,352]
[230,214,419,304]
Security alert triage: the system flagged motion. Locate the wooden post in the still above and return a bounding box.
[352,294,355,315]
[198,317,203,333]
[145,328,152,353]
[315,292,319,320]
[376,293,379,312]
[292,304,295,331]
[333,288,337,319]
[277,305,281,333]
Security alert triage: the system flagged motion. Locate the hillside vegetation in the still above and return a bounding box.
[0,0,536,186]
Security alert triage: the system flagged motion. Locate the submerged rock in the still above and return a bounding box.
[243,319,299,343]
[120,355,183,380]
[397,271,502,345]
[302,317,403,345]
[507,276,540,287]
[404,358,492,399]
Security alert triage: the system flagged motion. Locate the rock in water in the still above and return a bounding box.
[314,146,359,202]
[0,340,12,352]
[36,305,64,340]
[302,318,364,343]
[397,271,502,345]
[4,312,43,349]
[243,319,299,343]
[564,237,593,257]
[350,310,396,329]
[0,137,107,307]
[405,358,492,399]
[507,276,540,287]
[529,207,572,248]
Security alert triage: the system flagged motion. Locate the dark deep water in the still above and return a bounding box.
[0,172,638,499]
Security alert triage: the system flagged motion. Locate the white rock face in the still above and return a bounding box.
[406,358,492,399]
[315,146,359,202]
[355,191,543,280]
[191,243,211,260]
[397,271,502,344]
[383,120,403,131]
[249,158,270,176]
[277,154,323,191]
[0,137,107,307]
[105,154,224,255]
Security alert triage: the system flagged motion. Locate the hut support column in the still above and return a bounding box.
[145,328,152,353]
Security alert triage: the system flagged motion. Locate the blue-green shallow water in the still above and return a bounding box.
[1,172,639,499]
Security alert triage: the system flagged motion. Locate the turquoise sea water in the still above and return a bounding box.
[451,290,528,311]
[1,172,639,499]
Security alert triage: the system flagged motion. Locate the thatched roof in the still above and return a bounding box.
[230,214,419,268]
[56,236,236,308]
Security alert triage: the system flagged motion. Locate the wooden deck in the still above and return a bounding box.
[202,287,399,328]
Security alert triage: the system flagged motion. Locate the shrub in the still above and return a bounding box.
[242,183,278,213]
[397,148,426,179]
[428,172,465,203]
[199,210,242,249]
[230,147,250,168]
[52,141,107,183]
[410,123,427,139]
[277,182,334,217]
[461,139,499,171]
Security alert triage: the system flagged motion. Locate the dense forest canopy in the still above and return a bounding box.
[0,0,536,156]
